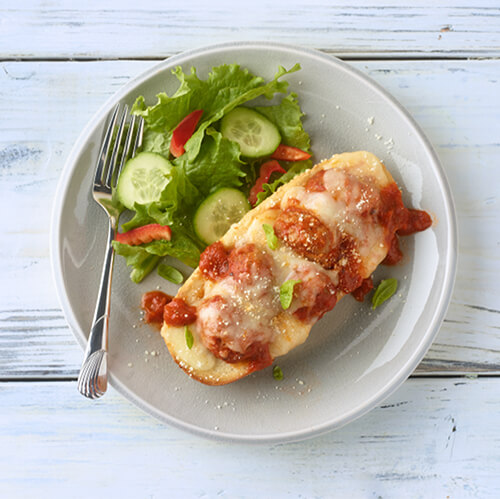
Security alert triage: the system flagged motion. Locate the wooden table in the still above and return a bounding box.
[1,2,499,497]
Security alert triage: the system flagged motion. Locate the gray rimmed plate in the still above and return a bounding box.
[50,42,457,443]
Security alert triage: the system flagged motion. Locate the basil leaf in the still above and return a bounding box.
[184,326,194,349]
[279,279,301,310]
[262,223,279,250]
[273,365,284,381]
[371,278,398,309]
[157,263,184,284]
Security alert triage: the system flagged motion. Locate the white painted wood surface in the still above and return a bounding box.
[1,2,500,497]
[1,379,499,498]
[1,1,499,60]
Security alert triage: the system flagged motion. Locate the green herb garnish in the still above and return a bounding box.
[371,278,398,309]
[262,223,279,250]
[279,279,301,310]
[273,365,284,381]
[184,326,194,349]
[158,263,184,284]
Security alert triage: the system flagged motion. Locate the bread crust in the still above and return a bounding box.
[161,151,394,385]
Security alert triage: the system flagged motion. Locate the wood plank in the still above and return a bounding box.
[0,378,499,497]
[1,60,499,378]
[1,1,499,60]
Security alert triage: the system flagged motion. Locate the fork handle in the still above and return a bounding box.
[79,220,117,389]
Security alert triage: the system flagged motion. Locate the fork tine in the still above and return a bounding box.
[112,114,137,189]
[105,104,129,188]
[94,103,120,187]
[131,117,144,157]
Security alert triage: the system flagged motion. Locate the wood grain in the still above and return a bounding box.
[1,59,499,378]
[2,4,499,495]
[0,378,499,497]
[1,1,499,60]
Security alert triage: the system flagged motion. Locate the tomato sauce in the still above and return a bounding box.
[332,235,363,294]
[163,298,197,327]
[294,278,337,322]
[379,183,432,265]
[199,241,229,281]
[305,170,327,192]
[210,337,272,366]
[351,277,374,302]
[248,344,273,373]
[141,291,172,324]
[398,208,433,236]
[383,235,403,265]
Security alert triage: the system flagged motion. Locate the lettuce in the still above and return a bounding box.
[256,93,310,151]
[132,64,300,161]
[112,244,160,284]
[112,159,203,280]
[173,128,246,196]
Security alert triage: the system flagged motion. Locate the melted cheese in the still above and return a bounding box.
[282,166,390,272]
[198,274,280,354]
[166,325,216,372]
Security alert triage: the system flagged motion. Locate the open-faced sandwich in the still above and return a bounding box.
[160,151,432,385]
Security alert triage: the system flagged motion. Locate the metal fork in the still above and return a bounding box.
[77,103,144,399]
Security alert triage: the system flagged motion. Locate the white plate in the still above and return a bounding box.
[50,42,457,443]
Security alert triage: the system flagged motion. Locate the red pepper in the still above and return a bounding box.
[271,144,311,162]
[170,109,204,158]
[115,224,172,246]
[248,160,286,207]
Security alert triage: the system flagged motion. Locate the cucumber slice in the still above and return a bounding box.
[194,187,250,245]
[220,107,281,158]
[116,152,172,209]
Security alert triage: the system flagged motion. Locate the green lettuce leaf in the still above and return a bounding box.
[256,93,311,152]
[174,128,245,196]
[112,243,160,283]
[113,159,203,280]
[133,63,301,161]
[113,224,201,282]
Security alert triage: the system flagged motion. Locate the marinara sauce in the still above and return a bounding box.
[141,291,172,324]
[141,292,197,327]
[199,241,229,281]
[351,277,374,302]
[379,183,433,266]
[163,297,197,327]
[248,344,273,373]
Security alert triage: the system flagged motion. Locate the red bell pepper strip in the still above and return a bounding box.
[249,160,286,207]
[115,224,172,246]
[170,109,203,158]
[271,144,311,162]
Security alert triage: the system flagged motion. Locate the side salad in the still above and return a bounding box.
[112,63,312,283]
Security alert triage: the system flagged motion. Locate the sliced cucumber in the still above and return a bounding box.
[116,152,172,209]
[194,187,250,245]
[220,107,281,158]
